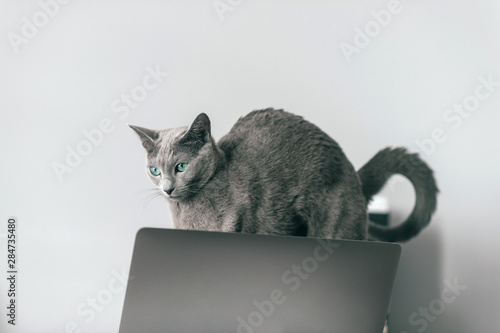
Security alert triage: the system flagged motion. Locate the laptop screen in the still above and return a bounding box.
[119,228,400,333]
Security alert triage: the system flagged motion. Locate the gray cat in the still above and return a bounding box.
[130,108,438,242]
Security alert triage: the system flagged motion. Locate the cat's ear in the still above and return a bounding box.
[129,125,159,152]
[179,113,211,146]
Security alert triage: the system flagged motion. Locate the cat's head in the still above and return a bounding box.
[130,113,224,201]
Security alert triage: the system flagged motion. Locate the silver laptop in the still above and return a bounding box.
[119,228,401,333]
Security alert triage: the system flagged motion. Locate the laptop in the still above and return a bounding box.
[119,228,401,333]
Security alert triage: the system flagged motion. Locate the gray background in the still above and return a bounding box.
[0,0,499,332]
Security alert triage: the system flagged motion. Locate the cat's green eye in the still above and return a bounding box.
[149,166,161,176]
[176,163,187,173]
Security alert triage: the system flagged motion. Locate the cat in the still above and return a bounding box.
[130,108,438,242]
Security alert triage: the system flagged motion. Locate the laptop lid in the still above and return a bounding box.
[119,228,401,333]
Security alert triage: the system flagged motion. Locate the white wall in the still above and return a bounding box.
[0,1,499,332]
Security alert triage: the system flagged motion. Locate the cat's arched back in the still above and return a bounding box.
[131,108,438,242]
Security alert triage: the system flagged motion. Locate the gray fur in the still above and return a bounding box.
[130,108,438,242]
[359,147,439,242]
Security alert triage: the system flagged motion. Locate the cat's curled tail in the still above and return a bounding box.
[357,147,438,242]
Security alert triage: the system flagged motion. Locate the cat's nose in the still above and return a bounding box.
[164,188,175,195]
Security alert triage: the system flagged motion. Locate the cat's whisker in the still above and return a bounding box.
[132,187,161,199]
[139,188,165,210]
[143,194,163,210]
